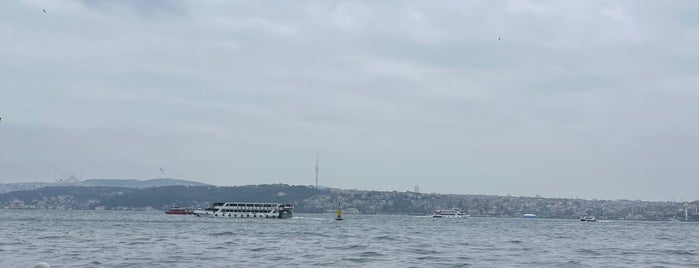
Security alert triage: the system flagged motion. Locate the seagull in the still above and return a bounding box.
[160,168,165,174]
[498,37,501,41]
[43,9,46,13]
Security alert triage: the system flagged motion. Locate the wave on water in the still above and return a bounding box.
[3,210,699,268]
[576,248,602,256]
[406,247,442,255]
[372,235,398,241]
[341,257,376,263]
[209,231,235,236]
[292,216,326,221]
[663,249,695,255]
[298,231,332,237]
[416,255,441,260]
[326,244,368,250]
[37,235,67,240]
[125,241,149,246]
[358,251,385,257]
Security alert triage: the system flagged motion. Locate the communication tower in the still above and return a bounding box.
[315,151,319,189]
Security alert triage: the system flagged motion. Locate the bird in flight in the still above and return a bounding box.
[160,168,165,174]
[43,9,46,13]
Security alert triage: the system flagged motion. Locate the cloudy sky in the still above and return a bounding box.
[1,0,698,201]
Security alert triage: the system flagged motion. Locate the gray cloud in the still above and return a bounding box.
[1,0,698,201]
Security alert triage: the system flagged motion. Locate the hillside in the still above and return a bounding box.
[1,184,697,221]
[83,178,211,188]
[0,178,211,193]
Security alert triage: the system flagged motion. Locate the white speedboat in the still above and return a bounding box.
[432,208,468,218]
[193,202,293,219]
[580,216,597,222]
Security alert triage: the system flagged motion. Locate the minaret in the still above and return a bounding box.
[315,151,319,189]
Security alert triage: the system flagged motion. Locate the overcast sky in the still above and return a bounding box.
[1,0,698,201]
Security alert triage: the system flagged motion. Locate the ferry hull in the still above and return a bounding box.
[165,207,194,215]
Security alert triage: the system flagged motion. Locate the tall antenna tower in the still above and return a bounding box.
[315,151,319,189]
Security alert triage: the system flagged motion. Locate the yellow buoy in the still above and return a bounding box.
[335,201,343,221]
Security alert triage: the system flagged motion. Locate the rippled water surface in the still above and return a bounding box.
[1,209,699,267]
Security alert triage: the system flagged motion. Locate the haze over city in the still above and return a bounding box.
[1,1,698,201]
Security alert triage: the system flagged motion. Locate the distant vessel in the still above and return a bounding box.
[681,204,699,222]
[432,208,468,218]
[193,202,293,219]
[165,207,193,215]
[580,216,597,222]
[522,214,538,218]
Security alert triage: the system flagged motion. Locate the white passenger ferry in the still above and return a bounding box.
[193,202,293,219]
[432,208,468,218]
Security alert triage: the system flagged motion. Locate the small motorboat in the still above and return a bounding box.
[580,216,597,222]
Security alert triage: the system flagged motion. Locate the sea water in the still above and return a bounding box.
[1,209,698,267]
